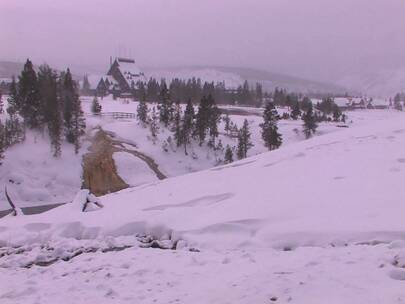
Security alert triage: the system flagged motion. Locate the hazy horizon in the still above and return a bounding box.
[1,0,405,83]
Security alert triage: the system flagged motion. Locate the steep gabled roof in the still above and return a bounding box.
[115,58,145,87]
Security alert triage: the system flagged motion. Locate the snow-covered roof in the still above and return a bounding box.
[370,98,389,106]
[334,97,351,107]
[116,58,146,86]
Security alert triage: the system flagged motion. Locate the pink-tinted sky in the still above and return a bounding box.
[1,0,404,81]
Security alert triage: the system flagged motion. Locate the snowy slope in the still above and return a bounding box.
[0,94,400,211]
[1,113,405,248]
[1,112,405,303]
[337,67,405,97]
[146,66,349,94]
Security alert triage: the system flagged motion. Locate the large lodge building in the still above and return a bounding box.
[89,57,146,98]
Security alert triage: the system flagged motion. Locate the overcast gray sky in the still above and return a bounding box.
[1,0,404,82]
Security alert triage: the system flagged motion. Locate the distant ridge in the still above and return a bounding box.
[145,65,351,95]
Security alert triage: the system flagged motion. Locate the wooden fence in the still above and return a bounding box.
[94,112,136,119]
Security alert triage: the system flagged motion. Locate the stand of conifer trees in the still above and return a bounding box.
[0,59,86,163]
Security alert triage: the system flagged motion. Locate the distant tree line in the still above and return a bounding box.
[0,59,85,163]
[134,78,265,107]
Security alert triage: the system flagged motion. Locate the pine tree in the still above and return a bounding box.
[302,103,318,139]
[0,90,3,114]
[224,145,233,164]
[237,119,253,159]
[173,102,183,147]
[181,99,195,155]
[332,104,342,122]
[255,83,263,106]
[260,102,282,150]
[208,102,220,146]
[290,101,301,120]
[91,95,102,114]
[158,80,172,126]
[18,59,41,128]
[4,116,25,147]
[301,96,312,112]
[149,107,159,141]
[7,77,19,117]
[38,64,62,157]
[223,114,231,135]
[195,95,216,145]
[60,69,85,153]
[61,69,75,143]
[0,120,5,165]
[137,97,148,124]
[136,81,147,101]
[72,95,86,154]
[82,75,91,95]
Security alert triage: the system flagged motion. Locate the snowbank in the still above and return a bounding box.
[113,151,159,187]
[1,113,405,251]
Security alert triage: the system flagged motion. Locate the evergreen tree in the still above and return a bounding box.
[223,114,231,135]
[60,69,85,153]
[137,97,148,124]
[181,99,195,155]
[208,102,220,146]
[0,120,5,165]
[136,81,147,101]
[224,145,233,164]
[173,102,183,147]
[0,90,3,114]
[332,104,342,122]
[302,103,318,139]
[158,80,172,126]
[195,95,209,144]
[195,95,216,145]
[237,119,253,159]
[72,97,86,154]
[7,77,19,117]
[260,102,282,150]
[317,97,335,115]
[18,59,41,128]
[91,95,102,114]
[301,96,312,112]
[290,101,301,120]
[394,97,403,111]
[82,75,91,95]
[4,116,25,148]
[255,83,263,106]
[38,65,62,157]
[148,107,159,141]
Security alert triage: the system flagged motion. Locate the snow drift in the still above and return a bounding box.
[1,112,405,252]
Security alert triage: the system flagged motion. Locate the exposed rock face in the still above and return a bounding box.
[82,130,129,196]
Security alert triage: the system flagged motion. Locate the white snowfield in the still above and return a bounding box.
[1,112,405,303]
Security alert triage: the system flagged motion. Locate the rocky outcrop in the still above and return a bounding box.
[82,130,129,196]
[82,128,167,196]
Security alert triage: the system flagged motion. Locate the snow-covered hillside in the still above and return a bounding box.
[0,94,402,211]
[1,109,405,303]
[337,67,405,97]
[145,66,348,94]
[147,68,244,89]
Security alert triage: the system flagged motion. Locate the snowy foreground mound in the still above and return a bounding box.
[2,115,405,249]
[1,115,405,303]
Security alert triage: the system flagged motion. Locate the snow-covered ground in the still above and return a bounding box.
[1,107,405,303]
[1,94,403,211]
[82,96,403,178]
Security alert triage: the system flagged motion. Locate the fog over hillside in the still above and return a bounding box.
[1,0,405,90]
